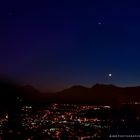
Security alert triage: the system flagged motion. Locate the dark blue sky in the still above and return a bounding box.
[1,0,140,91]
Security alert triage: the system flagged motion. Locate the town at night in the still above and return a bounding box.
[1,0,140,139]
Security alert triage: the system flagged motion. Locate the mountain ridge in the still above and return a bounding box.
[1,82,140,106]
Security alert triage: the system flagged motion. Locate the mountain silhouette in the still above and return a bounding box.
[51,84,140,105]
[1,80,140,107]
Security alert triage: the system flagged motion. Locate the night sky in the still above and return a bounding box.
[1,0,140,92]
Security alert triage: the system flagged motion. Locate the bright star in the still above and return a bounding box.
[98,22,102,25]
